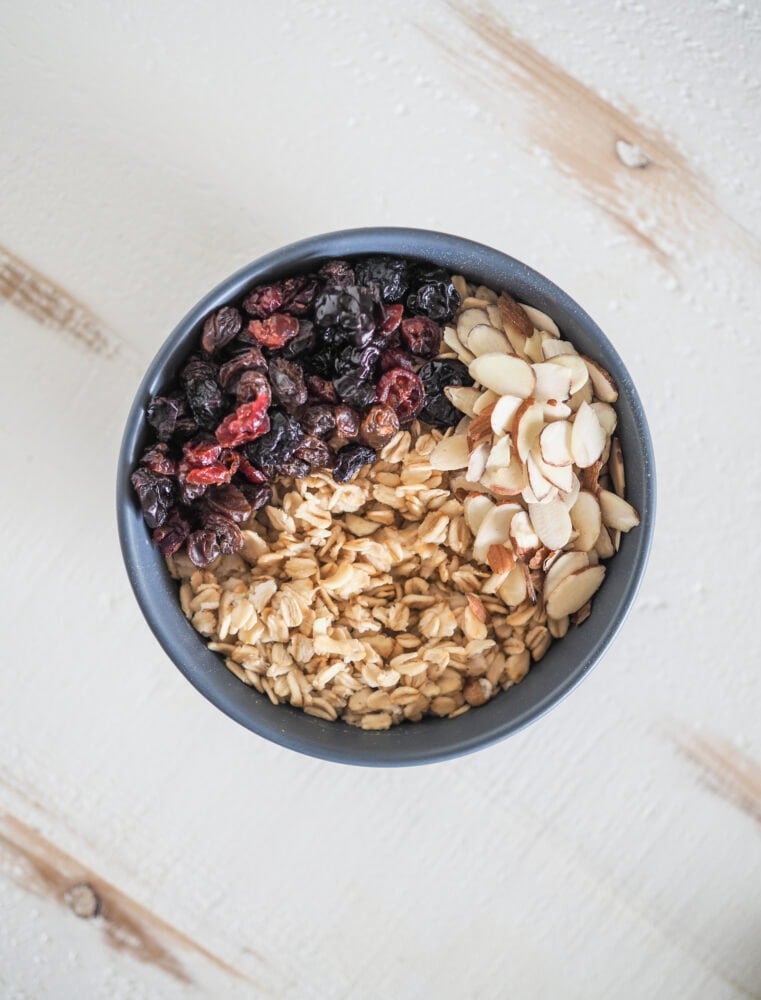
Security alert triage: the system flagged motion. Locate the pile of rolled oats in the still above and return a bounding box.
[168,274,640,729]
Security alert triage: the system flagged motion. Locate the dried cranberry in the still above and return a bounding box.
[301,404,336,438]
[146,395,186,442]
[152,509,190,556]
[359,405,400,448]
[176,463,208,503]
[332,444,376,482]
[379,347,416,373]
[380,303,404,336]
[354,257,410,303]
[215,398,271,449]
[281,275,319,315]
[182,436,221,467]
[204,484,252,523]
[280,320,315,359]
[243,283,284,318]
[237,455,267,483]
[201,306,242,354]
[140,442,177,476]
[306,374,339,403]
[376,368,425,424]
[218,347,267,390]
[269,357,307,413]
[185,461,235,486]
[246,314,299,349]
[295,435,335,469]
[333,405,361,439]
[131,468,175,528]
[400,316,441,359]
[236,370,271,404]
[318,260,355,287]
[238,482,272,511]
[187,529,220,567]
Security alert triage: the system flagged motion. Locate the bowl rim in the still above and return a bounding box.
[117,227,656,766]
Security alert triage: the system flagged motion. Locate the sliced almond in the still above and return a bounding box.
[543,399,572,421]
[456,308,491,344]
[543,338,578,359]
[609,437,625,497]
[522,481,558,506]
[599,489,640,532]
[466,409,494,451]
[497,564,527,607]
[548,354,589,394]
[543,550,589,598]
[558,473,581,511]
[463,494,495,534]
[466,440,491,483]
[513,399,544,462]
[473,503,521,564]
[524,330,545,364]
[487,544,515,574]
[473,389,499,415]
[528,498,573,550]
[461,296,492,310]
[482,457,528,497]
[490,394,523,435]
[612,529,622,551]
[594,524,616,559]
[486,435,512,469]
[569,491,602,552]
[582,356,619,403]
[450,475,489,494]
[486,303,503,330]
[588,545,600,565]
[539,420,573,466]
[498,291,533,339]
[546,565,606,618]
[580,459,603,495]
[526,452,555,501]
[466,593,487,623]
[443,325,474,364]
[429,434,470,471]
[571,401,606,468]
[455,415,471,437]
[567,379,594,412]
[451,274,470,299]
[519,302,560,336]
[444,385,481,417]
[475,284,498,303]
[522,562,537,605]
[509,510,540,557]
[469,353,536,398]
[468,324,510,357]
[533,450,574,492]
[590,401,617,436]
[532,362,573,402]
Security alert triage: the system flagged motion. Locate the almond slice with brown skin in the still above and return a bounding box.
[466,409,494,451]
[524,331,545,364]
[547,354,589,393]
[571,401,607,468]
[473,388,499,415]
[490,394,523,435]
[469,353,536,398]
[467,440,491,482]
[444,325,474,364]
[543,399,572,421]
[599,489,640,532]
[468,324,510,357]
[457,308,491,344]
[487,544,515,574]
[582,356,619,403]
[498,564,527,607]
[513,398,544,462]
[444,385,481,417]
[473,503,521,564]
[522,481,559,506]
[590,401,617,435]
[580,459,603,495]
[543,550,589,598]
[463,494,495,534]
[540,420,573,466]
[532,362,573,402]
[519,303,560,336]
[498,291,533,339]
[430,434,469,471]
[570,490,602,552]
[533,449,574,492]
[546,565,606,618]
[509,510,540,557]
[482,457,528,497]
[543,339,578,359]
[609,437,626,497]
[528,498,573,549]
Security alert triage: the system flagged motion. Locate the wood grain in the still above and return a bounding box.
[676,731,761,831]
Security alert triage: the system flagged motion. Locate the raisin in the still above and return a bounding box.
[238,482,272,511]
[181,356,225,429]
[280,320,315,359]
[359,404,400,448]
[201,306,242,354]
[204,483,252,523]
[203,513,244,555]
[400,316,441,359]
[218,347,267,391]
[332,444,376,482]
[246,314,299,349]
[281,275,319,315]
[407,266,460,323]
[140,442,177,476]
[318,259,355,287]
[244,410,304,472]
[172,417,200,442]
[146,395,186,442]
[131,468,175,529]
[295,435,335,469]
[354,257,410,303]
[418,358,474,428]
[376,368,424,424]
[333,405,361,439]
[215,397,271,449]
[235,370,270,405]
[152,509,190,556]
[243,283,284,318]
[301,404,336,438]
[276,456,311,478]
[306,374,339,403]
[186,529,220,567]
[182,436,221,467]
[237,455,267,483]
[269,357,307,413]
[379,347,416,373]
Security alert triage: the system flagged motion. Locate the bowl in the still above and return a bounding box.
[117,227,656,766]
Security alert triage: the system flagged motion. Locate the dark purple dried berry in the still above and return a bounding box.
[406,267,460,323]
[318,259,355,287]
[238,482,272,511]
[418,358,474,428]
[333,405,361,439]
[333,343,381,381]
[306,374,339,403]
[187,529,220,567]
[280,320,316,359]
[146,395,186,442]
[204,512,244,555]
[182,436,221,467]
[276,456,311,478]
[314,285,378,341]
[333,374,376,410]
[295,435,335,469]
[141,442,177,476]
[269,357,307,413]
[281,275,320,315]
[244,410,304,472]
[301,404,336,438]
[400,316,441,359]
[354,257,410,303]
[379,347,416,373]
[152,509,190,556]
[204,483,252,523]
[131,468,175,529]
[332,444,376,483]
[359,404,400,449]
[243,283,284,318]
[218,347,267,390]
[201,306,242,354]
[181,356,225,429]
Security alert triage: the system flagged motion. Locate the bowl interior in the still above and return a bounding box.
[117,228,655,766]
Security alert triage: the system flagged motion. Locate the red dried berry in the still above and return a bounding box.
[185,462,233,486]
[218,347,267,390]
[204,484,252,524]
[152,509,190,556]
[380,303,404,336]
[140,442,177,476]
[246,314,299,349]
[379,347,416,373]
[376,368,425,424]
[400,316,441,358]
[182,436,221,467]
[238,455,268,484]
[243,284,284,318]
[215,400,271,448]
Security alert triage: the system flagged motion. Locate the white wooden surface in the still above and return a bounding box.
[2,2,761,997]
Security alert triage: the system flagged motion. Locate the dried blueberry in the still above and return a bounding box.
[318,259,355,287]
[407,265,460,323]
[238,482,272,511]
[418,358,474,428]
[400,316,441,359]
[244,410,304,472]
[204,512,244,555]
[301,404,336,438]
[333,405,361,439]
[152,508,190,556]
[217,347,267,391]
[333,374,377,410]
[332,444,376,483]
[204,483,252,523]
[354,256,410,303]
[295,434,335,469]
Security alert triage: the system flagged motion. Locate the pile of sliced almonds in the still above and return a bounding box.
[432,281,640,624]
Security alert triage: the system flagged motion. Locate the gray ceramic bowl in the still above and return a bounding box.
[117,228,655,766]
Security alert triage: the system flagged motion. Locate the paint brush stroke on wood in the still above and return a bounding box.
[0,815,258,988]
[0,245,115,356]
[425,1,761,271]
[676,731,761,831]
